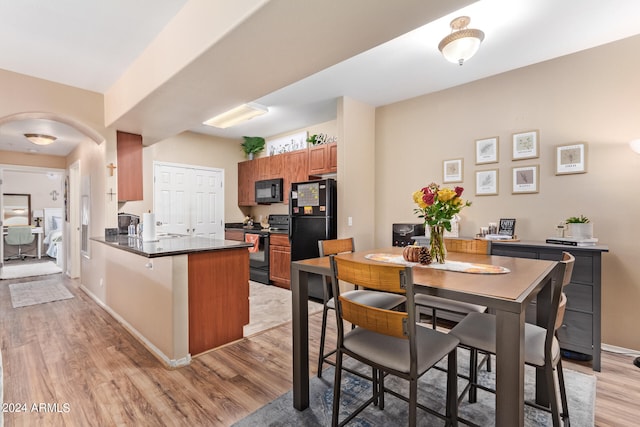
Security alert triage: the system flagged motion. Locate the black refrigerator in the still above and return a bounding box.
[289,178,337,300]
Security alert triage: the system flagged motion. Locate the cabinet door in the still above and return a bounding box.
[237,160,256,206]
[117,131,143,201]
[270,244,291,289]
[283,150,309,204]
[255,156,270,181]
[308,144,328,175]
[328,142,338,172]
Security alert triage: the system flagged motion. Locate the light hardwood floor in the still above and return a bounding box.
[1,273,639,426]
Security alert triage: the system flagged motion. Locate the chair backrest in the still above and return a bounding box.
[318,238,354,257]
[444,238,490,254]
[330,255,415,341]
[554,252,575,332]
[5,226,35,245]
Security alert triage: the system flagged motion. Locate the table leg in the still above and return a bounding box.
[292,266,309,410]
[535,275,553,407]
[37,231,42,259]
[495,308,525,427]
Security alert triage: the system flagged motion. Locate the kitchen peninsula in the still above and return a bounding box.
[91,235,252,368]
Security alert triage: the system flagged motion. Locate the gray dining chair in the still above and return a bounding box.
[449,251,575,427]
[316,238,406,378]
[329,255,459,427]
[4,226,36,260]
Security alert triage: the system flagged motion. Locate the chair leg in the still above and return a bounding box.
[379,369,385,410]
[546,363,561,427]
[332,350,343,427]
[409,378,417,427]
[446,349,458,427]
[557,359,570,426]
[468,348,479,403]
[317,304,330,378]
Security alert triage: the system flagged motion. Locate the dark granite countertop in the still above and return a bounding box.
[92,235,253,258]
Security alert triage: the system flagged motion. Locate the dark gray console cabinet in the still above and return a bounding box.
[491,240,608,371]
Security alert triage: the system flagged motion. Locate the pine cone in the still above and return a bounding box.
[418,246,432,265]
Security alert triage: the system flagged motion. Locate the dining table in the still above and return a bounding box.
[291,246,562,427]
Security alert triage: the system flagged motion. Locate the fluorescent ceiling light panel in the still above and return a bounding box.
[203,103,268,128]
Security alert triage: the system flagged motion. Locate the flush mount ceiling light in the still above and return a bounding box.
[203,103,269,129]
[438,16,485,66]
[24,133,57,146]
[629,139,640,154]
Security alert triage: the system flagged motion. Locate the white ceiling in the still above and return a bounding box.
[1,0,640,156]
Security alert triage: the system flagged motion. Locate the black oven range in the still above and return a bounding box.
[244,214,289,284]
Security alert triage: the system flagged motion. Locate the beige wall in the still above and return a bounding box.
[375,35,640,350]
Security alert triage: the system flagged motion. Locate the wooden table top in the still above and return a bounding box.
[294,246,557,302]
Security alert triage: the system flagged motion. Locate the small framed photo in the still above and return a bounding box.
[443,158,463,183]
[498,218,517,237]
[512,130,539,160]
[556,142,587,175]
[512,165,539,194]
[475,169,498,196]
[475,137,499,164]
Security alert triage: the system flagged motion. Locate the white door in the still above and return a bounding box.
[154,162,224,237]
[191,168,224,238]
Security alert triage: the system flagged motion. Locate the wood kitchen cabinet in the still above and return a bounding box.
[283,149,309,204]
[117,131,143,201]
[308,142,337,175]
[237,160,256,206]
[269,233,291,289]
[491,240,608,371]
[188,249,249,354]
[237,148,309,206]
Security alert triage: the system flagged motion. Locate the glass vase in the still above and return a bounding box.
[429,224,447,264]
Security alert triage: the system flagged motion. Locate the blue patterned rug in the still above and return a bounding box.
[233,349,595,426]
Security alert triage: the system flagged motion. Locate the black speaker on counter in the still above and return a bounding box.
[392,223,425,247]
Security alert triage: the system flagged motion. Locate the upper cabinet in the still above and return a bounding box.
[236,144,335,207]
[117,131,143,201]
[308,142,337,175]
[237,160,256,206]
[282,149,309,204]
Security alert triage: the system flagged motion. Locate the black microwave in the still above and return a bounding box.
[255,178,284,204]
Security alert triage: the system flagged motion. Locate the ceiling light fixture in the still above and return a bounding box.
[629,139,640,154]
[203,103,269,129]
[438,16,485,66]
[24,133,57,146]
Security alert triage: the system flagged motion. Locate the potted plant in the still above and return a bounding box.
[565,215,593,239]
[241,136,265,160]
[306,134,319,145]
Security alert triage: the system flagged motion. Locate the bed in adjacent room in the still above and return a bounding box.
[43,207,63,266]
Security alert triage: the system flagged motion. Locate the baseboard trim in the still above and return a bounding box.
[601,343,640,357]
[79,284,192,369]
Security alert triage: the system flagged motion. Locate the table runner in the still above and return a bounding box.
[364,253,510,274]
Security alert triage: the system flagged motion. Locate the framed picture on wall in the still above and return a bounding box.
[556,142,587,175]
[475,137,499,164]
[475,169,498,196]
[512,165,539,194]
[512,130,539,160]
[443,158,463,183]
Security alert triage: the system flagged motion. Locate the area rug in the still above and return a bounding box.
[0,261,62,280]
[9,278,74,308]
[244,281,324,337]
[233,349,596,426]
